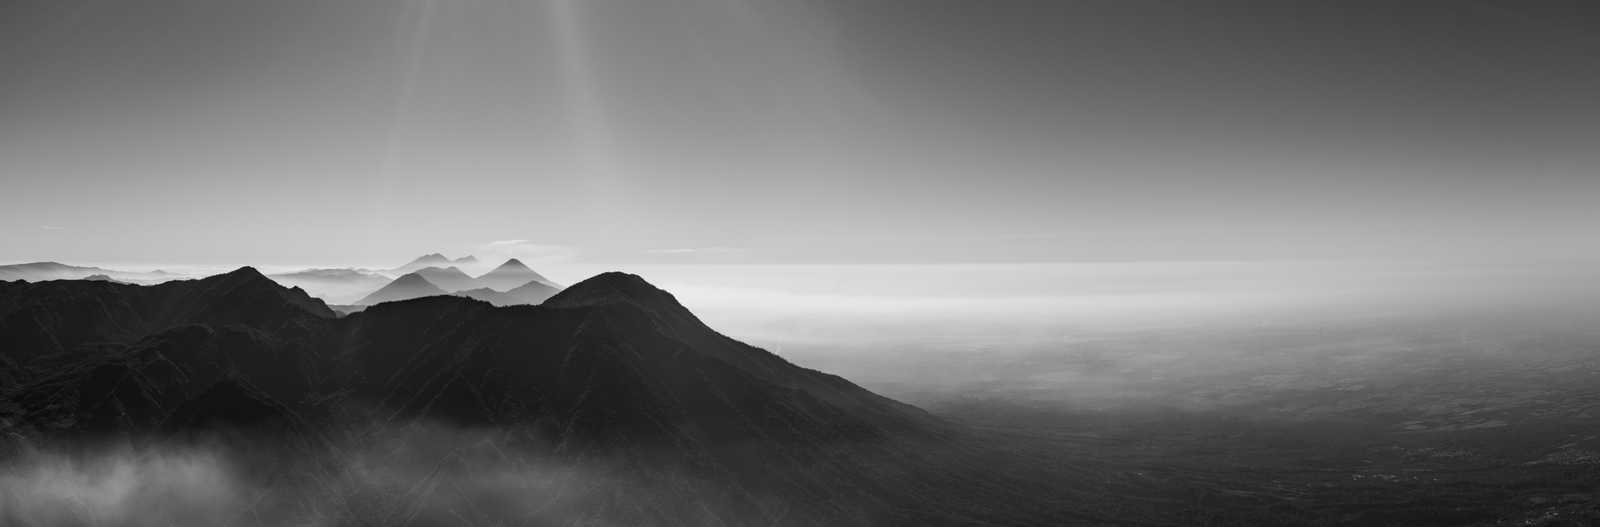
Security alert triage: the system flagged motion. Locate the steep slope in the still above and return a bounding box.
[475,258,559,290]
[506,279,561,304]
[335,274,938,447]
[4,269,1083,526]
[4,269,938,446]
[412,266,480,292]
[355,273,447,305]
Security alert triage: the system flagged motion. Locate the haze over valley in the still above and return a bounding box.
[5,1,1600,525]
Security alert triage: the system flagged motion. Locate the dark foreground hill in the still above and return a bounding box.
[0,268,1091,526]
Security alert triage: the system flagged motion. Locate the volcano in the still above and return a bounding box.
[355,272,447,305]
[475,258,560,290]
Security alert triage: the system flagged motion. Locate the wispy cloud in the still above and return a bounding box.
[476,240,579,263]
[644,246,745,256]
[39,225,65,231]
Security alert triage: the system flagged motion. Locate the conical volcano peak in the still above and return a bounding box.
[357,273,448,305]
[475,259,558,291]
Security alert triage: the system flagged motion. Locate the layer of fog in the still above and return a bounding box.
[569,261,1600,413]
[0,424,662,527]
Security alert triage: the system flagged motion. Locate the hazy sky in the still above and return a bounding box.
[2,1,1597,267]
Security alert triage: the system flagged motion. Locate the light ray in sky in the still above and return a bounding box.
[541,0,623,213]
[376,0,437,216]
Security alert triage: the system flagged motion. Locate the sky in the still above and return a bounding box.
[2,0,1598,268]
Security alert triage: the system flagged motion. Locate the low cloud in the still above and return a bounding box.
[476,240,579,263]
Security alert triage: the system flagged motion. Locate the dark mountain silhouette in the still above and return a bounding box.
[82,274,126,283]
[0,267,334,369]
[412,265,480,292]
[0,269,1089,525]
[476,258,560,290]
[3,269,939,443]
[355,272,446,305]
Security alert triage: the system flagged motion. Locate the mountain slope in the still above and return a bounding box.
[453,279,561,306]
[355,273,447,305]
[452,287,517,306]
[506,279,561,303]
[0,269,1103,526]
[412,266,480,292]
[2,268,939,447]
[334,274,938,447]
[476,258,559,290]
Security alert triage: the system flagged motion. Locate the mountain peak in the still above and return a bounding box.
[475,259,558,291]
[357,273,448,305]
[393,253,455,273]
[545,272,681,312]
[225,265,264,276]
[209,266,274,286]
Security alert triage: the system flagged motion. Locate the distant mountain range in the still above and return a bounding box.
[1,252,565,309]
[0,261,170,283]
[351,255,566,307]
[392,253,480,274]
